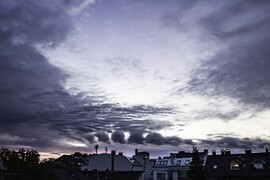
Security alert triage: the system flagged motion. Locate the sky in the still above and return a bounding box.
[1,0,270,159]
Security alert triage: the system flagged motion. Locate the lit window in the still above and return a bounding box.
[213,165,218,169]
[230,160,240,170]
[185,160,190,165]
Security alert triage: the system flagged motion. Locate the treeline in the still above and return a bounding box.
[0,148,79,180]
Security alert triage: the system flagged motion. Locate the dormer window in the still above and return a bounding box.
[230,160,240,170]
[252,159,265,169]
[163,161,168,165]
[185,160,190,165]
[176,160,181,165]
[157,160,168,166]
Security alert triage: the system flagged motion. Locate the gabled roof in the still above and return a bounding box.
[87,153,135,164]
[56,154,88,167]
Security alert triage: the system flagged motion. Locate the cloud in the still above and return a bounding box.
[145,132,164,145]
[67,0,95,15]
[95,132,110,143]
[0,0,98,150]
[145,132,193,146]
[167,1,270,109]
[84,134,96,144]
[126,132,194,146]
[200,137,270,150]
[104,57,147,78]
[128,132,145,144]
[194,110,240,121]
[111,131,126,144]
[2,0,269,155]
[0,0,74,124]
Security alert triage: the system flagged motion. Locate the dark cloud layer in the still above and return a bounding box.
[1,0,269,154]
[176,1,270,109]
[111,131,125,144]
[0,0,175,151]
[95,132,110,143]
[201,137,270,150]
[0,0,73,124]
[127,132,194,146]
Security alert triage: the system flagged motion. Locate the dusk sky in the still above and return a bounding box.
[1,0,270,159]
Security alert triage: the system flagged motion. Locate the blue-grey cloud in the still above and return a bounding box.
[0,0,178,151]
[104,57,147,78]
[170,1,270,109]
[111,131,125,144]
[200,137,270,150]
[84,134,96,144]
[95,132,110,143]
[194,110,240,121]
[0,0,73,124]
[128,132,145,144]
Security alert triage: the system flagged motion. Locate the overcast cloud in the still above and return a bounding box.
[1,0,270,157]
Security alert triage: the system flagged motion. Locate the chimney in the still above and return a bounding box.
[245,148,252,154]
[221,149,225,155]
[142,156,147,173]
[118,152,123,156]
[111,150,116,172]
[204,149,208,156]
[266,147,269,153]
[135,149,138,155]
[225,149,231,155]
[212,150,216,155]
[170,153,174,165]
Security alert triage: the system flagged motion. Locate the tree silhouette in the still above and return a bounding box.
[0,148,40,173]
[187,146,206,180]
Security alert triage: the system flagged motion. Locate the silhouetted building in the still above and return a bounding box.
[152,156,192,180]
[81,150,143,180]
[132,150,154,180]
[205,148,270,179]
[152,150,208,180]
[169,149,208,158]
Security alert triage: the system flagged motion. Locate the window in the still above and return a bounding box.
[185,160,190,165]
[157,160,168,166]
[162,161,168,165]
[252,159,265,169]
[230,160,240,170]
[213,165,218,169]
[176,160,181,165]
